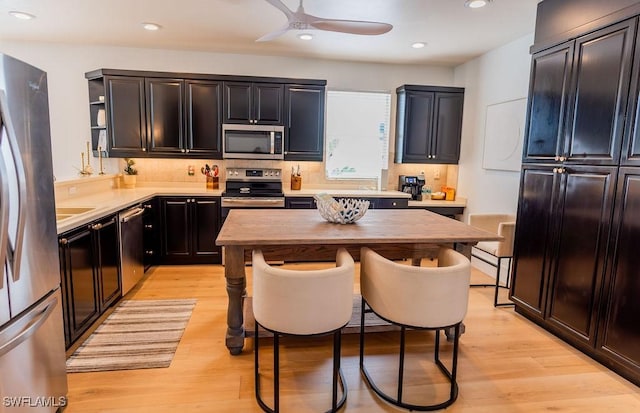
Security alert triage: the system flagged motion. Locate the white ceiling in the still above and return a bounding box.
[0,0,540,66]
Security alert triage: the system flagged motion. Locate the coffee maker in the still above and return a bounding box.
[398,175,425,200]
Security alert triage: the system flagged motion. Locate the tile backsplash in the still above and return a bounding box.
[126,158,454,192]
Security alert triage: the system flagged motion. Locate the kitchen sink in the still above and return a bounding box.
[55,207,95,215]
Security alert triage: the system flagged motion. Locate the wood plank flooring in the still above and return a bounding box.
[64,263,640,412]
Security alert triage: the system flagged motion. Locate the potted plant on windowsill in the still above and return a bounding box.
[122,158,137,189]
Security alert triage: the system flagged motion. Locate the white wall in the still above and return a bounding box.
[0,40,454,180]
[454,33,534,219]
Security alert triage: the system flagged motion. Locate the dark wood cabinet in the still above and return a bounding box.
[523,42,573,162]
[597,168,640,378]
[142,199,158,271]
[224,82,283,125]
[159,197,221,264]
[285,197,317,209]
[512,165,616,346]
[94,216,121,311]
[146,78,184,154]
[87,70,324,159]
[524,20,635,165]
[59,227,98,348]
[284,84,325,161]
[104,76,147,157]
[59,214,121,348]
[186,80,223,157]
[285,196,408,210]
[395,85,464,164]
[514,2,640,387]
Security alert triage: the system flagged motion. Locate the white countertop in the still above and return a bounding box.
[56,186,224,234]
[55,184,465,234]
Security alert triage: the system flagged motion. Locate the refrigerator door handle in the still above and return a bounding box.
[0,114,10,283]
[0,295,58,357]
[0,91,27,282]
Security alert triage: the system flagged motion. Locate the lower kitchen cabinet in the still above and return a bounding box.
[596,167,640,380]
[142,198,158,271]
[512,165,616,346]
[59,214,121,348]
[285,196,408,209]
[511,164,640,385]
[159,197,221,264]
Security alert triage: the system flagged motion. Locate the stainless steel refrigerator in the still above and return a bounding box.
[0,54,68,411]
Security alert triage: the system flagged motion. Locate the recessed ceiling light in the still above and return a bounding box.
[411,42,426,49]
[464,0,492,8]
[142,22,161,31]
[9,11,35,20]
[297,33,313,41]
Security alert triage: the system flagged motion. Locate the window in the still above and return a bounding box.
[325,90,391,179]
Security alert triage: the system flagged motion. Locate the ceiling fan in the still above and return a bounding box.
[257,0,393,42]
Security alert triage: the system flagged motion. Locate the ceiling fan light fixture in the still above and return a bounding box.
[297,33,313,41]
[9,11,35,20]
[411,42,426,49]
[464,0,492,9]
[142,22,162,31]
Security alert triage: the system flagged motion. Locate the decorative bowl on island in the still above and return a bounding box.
[314,193,370,224]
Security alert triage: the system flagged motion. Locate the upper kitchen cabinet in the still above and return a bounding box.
[223,82,283,125]
[523,42,573,162]
[86,70,224,159]
[145,78,184,155]
[284,84,326,161]
[87,69,324,159]
[145,78,223,157]
[395,85,464,164]
[94,75,147,157]
[186,80,223,157]
[523,19,636,165]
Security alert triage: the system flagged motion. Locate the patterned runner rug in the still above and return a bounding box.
[66,299,196,373]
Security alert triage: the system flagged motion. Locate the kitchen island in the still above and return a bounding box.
[216,208,499,355]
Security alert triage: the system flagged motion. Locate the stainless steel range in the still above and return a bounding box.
[221,168,285,218]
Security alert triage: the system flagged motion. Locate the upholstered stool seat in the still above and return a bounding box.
[359,247,471,411]
[468,213,516,307]
[252,248,355,413]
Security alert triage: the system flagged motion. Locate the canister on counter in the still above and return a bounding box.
[441,186,456,201]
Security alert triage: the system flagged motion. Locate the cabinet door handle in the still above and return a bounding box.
[59,238,68,246]
[555,156,560,161]
[142,147,146,152]
[559,156,566,162]
[144,224,153,229]
[145,250,154,255]
[553,168,558,173]
[91,223,103,231]
[144,204,152,209]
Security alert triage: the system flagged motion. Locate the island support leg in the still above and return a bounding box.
[225,246,247,355]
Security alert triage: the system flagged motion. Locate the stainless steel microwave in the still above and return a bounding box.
[222,124,284,160]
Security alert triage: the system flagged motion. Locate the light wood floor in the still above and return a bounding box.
[65,263,640,412]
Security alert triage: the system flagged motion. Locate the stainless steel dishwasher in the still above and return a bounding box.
[119,205,145,296]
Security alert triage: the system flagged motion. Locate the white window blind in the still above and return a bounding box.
[325,90,391,179]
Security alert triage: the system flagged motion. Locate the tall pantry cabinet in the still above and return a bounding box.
[512,9,640,385]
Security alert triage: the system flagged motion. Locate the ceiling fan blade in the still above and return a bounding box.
[264,0,294,19]
[256,24,291,42]
[310,19,393,35]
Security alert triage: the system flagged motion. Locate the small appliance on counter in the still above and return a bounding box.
[398,175,425,200]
